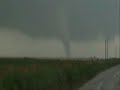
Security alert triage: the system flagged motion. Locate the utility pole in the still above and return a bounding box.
[107,39,109,59]
[115,45,117,58]
[105,40,106,59]
[105,39,108,59]
[106,39,108,59]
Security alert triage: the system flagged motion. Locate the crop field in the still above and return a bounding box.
[0,58,120,90]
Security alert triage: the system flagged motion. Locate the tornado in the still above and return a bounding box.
[56,0,70,58]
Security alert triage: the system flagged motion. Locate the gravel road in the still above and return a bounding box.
[79,65,120,90]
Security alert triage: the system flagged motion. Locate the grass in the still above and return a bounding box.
[0,58,119,90]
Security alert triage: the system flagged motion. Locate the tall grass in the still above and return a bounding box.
[0,58,120,90]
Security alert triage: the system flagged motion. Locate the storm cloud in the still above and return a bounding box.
[0,0,118,41]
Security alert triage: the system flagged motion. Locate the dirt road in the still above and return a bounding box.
[79,65,120,90]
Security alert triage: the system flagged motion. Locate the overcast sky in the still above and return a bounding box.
[0,0,119,58]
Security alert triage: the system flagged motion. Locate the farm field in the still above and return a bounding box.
[0,58,120,90]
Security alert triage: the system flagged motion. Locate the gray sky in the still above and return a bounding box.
[0,0,118,41]
[0,0,119,58]
[0,28,118,58]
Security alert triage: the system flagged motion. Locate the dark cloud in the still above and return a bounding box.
[68,0,117,41]
[0,0,117,41]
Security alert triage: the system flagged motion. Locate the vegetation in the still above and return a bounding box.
[0,58,119,90]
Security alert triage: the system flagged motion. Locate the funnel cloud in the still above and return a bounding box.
[56,0,70,57]
[0,0,118,58]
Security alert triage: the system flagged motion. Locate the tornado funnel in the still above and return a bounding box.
[56,0,70,58]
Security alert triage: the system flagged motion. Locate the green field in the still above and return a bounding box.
[0,58,120,90]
